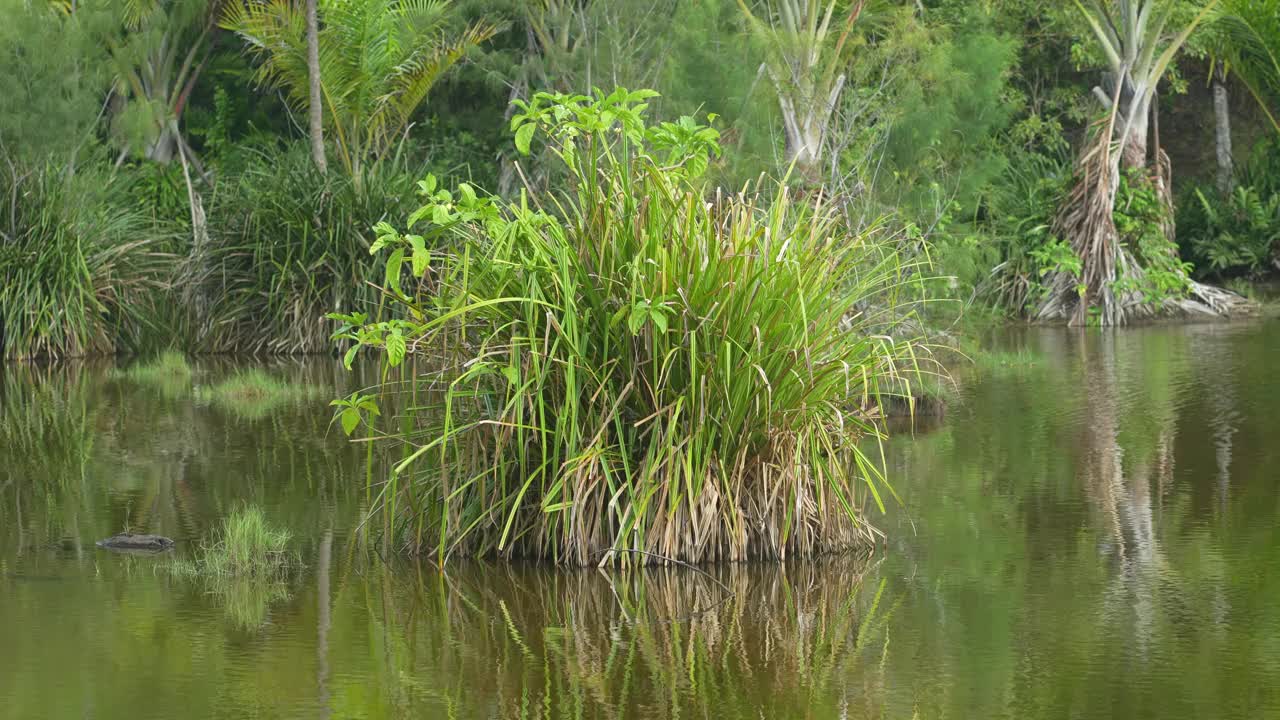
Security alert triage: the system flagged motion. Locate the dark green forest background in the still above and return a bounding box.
[3,0,1279,358]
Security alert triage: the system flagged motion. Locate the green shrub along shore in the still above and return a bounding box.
[4,0,1280,560]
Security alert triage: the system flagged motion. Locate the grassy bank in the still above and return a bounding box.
[336,90,927,565]
[0,142,423,361]
[0,165,171,360]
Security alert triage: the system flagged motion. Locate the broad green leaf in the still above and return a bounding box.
[407,205,432,229]
[458,183,477,205]
[651,309,668,334]
[514,122,536,155]
[340,408,360,436]
[628,305,647,335]
[385,249,405,297]
[343,344,359,370]
[386,330,407,367]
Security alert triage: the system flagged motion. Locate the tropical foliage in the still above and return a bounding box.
[331,89,926,564]
[1215,0,1280,134]
[2,0,1277,349]
[222,0,496,175]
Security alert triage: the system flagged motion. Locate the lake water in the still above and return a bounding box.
[3,322,1280,719]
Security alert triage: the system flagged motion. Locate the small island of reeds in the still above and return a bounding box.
[332,89,926,565]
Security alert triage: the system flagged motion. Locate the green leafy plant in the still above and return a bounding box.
[222,0,496,177]
[1110,170,1192,307]
[1029,238,1085,300]
[334,88,925,565]
[1183,186,1280,276]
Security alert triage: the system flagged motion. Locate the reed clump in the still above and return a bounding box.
[169,506,294,578]
[0,164,170,360]
[336,89,926,565]
[197,369,319,419]
[189,142,426,354]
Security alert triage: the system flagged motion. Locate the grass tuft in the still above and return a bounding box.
[0,164,171,359]
[112,350,194,397]
[197,369,320,419]
[166,506,295,628]
[169,506,295,578]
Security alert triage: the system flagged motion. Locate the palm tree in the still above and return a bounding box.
[222,0,495,178]
[110,0,224,164]
[305,0,326,173]
[1037,0,1233,325]
[736,0,867,182]
[1214,0,1280,136]
[1074,0,1216,172]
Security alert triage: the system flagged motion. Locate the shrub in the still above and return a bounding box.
[0,164,171,359]
[333,89,925,565]
[1179,185,1280,278]
[190,142,426,354]
[973,150,1074,313]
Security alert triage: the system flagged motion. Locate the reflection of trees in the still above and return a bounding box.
[1071,326,1241,665]
[1076,333,1171,659]
[0,359,366,550]
[869,324,1280,718]
[316,527,332,720]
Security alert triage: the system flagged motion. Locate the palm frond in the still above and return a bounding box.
[1216,0,1280,134]
[222,0,491,173]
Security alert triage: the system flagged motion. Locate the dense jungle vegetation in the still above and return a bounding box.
[3,0,1280,560]
[3,0,1279,360]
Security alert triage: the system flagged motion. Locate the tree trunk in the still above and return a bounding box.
[306,0,327,174]
[782,120,822,183]
[1117,98,1150,171]
[1213,75,1234,195]
[145,129,178,165]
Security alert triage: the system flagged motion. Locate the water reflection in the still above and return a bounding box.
[361,558,883,719]
[878,323,1280,719]
[4,324,1280,719]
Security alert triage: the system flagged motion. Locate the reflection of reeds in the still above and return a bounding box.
[110,350,194,399]
[0,363,103,555]
[364,556,887,719]
[196,369,322,421]
[183,573,293,630]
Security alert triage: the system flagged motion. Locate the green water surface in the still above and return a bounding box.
[2,323,1279,719]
